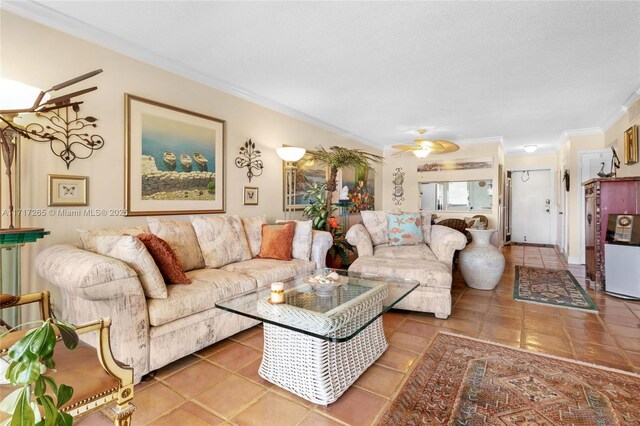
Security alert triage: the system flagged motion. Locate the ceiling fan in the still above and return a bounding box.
[391,129,460,158]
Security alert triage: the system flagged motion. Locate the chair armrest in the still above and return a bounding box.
[429,225,467,270]
[311,230,333,269]
[36,244,143,301]
[345,224,374,256]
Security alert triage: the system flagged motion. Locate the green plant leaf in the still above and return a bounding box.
[41,376,58,395]
[55,385,73,409]
[10,388,34,426]
[55,322,78,351]
[34,377,46,397]
[8,329,39,362]
[36,395,57,426]
[43,358,55,370]
[29,323,56,359]
[8,359,41,386]
[57,413,72,426]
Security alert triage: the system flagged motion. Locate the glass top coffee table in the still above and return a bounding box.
[216,270,418,405]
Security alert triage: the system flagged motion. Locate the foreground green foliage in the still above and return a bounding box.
[0,318,79,426]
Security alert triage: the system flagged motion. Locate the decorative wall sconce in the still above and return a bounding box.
[0,69,103,228]
[234,139,263,182]
[392,167,405,205]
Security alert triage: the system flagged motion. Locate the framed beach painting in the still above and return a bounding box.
[125,94,225,215]
[283,153,330,211]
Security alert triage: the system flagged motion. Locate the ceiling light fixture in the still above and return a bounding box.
[524,145,538,153]
[413,148,432,158]
[392,129,459,157]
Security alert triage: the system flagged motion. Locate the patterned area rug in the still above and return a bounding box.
[379,333,640,425]
[514,265,598,312]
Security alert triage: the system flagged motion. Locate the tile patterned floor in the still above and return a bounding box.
[80,245,640,425]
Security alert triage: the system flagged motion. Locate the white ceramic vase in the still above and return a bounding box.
[459,228,505,290]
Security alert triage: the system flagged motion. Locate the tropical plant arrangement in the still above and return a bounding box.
[0,317,79,426]
[302,146,383,267]
[305,146,383,232]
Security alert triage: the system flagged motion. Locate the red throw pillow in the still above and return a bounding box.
[257,222,296,261]
[137,234,191,284]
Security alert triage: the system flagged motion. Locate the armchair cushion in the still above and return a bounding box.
[361,211,389,245]
[387,213,424,246]
[373,244,438,261]
[95,235,167,299]
[147,217,205,271]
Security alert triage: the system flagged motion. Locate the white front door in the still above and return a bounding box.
[510,170,552,244]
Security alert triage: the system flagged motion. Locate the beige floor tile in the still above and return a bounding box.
[316,387,386,426]
[207,342,262,371]
[480,323,521,343]
[375,346,418,373]
[240,332,264,352]
[236,359,274,388]
[232,392,308,426]
[75,410,113,426]
[148,401,225,426]
[154,354,199,379]
[194,375,266,418]
[298,411,344,426]
[353,364,404,397]
[132,382,186,424]
[387,330,431,353]
[162,359,230,398]
[394,319,439,338]
[382,312,407,329]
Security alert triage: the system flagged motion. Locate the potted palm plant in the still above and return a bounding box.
[302,146,383,267]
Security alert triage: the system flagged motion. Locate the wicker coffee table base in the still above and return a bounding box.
[259,318,388,405]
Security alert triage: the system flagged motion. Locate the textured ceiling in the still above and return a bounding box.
[4,1,640,154]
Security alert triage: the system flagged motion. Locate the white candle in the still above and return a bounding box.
[271,282,284,304]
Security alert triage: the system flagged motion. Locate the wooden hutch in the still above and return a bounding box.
[583,177,640,290]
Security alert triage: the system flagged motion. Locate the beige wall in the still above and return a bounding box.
[605,98,640,178]
[0,11,381,311]
[561,133,605,263]
[381,141,502,232]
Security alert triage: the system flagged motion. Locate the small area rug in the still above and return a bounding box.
[514,265,598,312]
[378,333,640,425]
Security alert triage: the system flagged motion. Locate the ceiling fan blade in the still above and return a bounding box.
[431,141,461,154]
[391,144,418,150]
[46,69,103,92]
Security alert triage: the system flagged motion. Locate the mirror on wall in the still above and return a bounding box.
[419,180,493,212]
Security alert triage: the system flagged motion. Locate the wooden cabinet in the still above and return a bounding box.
[583,177,640,290]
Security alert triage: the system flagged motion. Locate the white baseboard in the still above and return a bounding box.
[567,255,583,265]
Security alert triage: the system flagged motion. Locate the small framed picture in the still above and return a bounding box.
[48,175,88,206]
[243,186,258,205]
[624,125,638,165]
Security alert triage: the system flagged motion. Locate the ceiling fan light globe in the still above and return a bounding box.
[413,148,432,158]
[524,145,538,153]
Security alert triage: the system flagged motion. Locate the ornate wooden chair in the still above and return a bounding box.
[0,291,135,426]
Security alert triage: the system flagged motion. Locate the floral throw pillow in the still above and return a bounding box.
[387,213,424,246]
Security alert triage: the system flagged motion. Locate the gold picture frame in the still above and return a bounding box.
[125,94,225,216]
[624,125,638,165]
[243,186,258,205]
[48,174,88,206]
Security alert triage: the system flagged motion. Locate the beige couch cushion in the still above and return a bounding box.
[191,215,252,268]
[221,258,315,288]
[241,215,267,258]
[77,225,149,253]
[373,244,438,261]
[147,217,205,271]
[95,235,167,299]
[276,220,313,260]
[361,211,389,245]
[349,256,452,289]
[147,269,256,327]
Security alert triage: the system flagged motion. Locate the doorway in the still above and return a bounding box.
[510,169,553,245]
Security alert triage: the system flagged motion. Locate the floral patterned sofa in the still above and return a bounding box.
[345,211,466,319]
[36,216,333,383]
